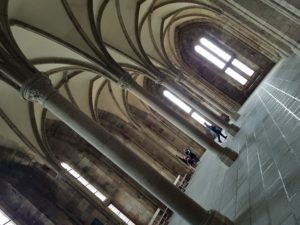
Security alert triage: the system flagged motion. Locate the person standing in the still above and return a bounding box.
[204,122,227,143]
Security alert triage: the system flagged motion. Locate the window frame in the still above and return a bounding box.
[195,36,256,86]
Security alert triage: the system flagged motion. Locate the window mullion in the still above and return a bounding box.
[229,65,252,80]
[223,57,234,72]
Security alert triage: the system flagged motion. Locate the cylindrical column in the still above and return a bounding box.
[21,76,233,225]
[163,79,240,135]
[129,81,238,165]
[181,79,240,121]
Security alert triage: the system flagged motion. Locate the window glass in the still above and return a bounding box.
[225,68,247,85]
[191,112,211,126]
[194,45,226,69]
[86,184,97,194]
[195,37,256,85]
[95,192,107,202]
[108,204,134,225]
[232,59,254,76]
[0,209,14,225]
[77,177,89,186]
[69,169,80,178]
[163,90,192,113]
[61,163,107,202]
[61,162,72,171]
[200,38,231,61]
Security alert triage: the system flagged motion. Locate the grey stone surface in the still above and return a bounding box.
[169,54,300,225]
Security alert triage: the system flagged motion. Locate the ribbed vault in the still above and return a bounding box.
[0,0,300,224]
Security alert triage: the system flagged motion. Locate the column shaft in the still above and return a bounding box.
[43,91,209,225]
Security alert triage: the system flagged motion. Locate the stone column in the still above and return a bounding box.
[163,78,240,135]
[20,75,234,225]
[127,79,238,166]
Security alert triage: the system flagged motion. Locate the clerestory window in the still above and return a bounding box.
[163,90,211,126]
[0,209,16,225]
[61,163,135,224]
[108,204,135,225]
[163,90,192,113]
[194,37,254,85]
[61,162,107,202]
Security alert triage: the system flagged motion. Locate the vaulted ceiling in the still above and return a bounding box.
[0,0,300,224]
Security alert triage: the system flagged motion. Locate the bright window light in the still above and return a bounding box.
[69,169,80,178]
[163,90,192,113]
[61,162,72,171]
[61,162,107,202]
[0,209,16,225]
[95,191,107,202]
[0,210,10,225]
[194,45,226,69]
[5,222,16,225]
[109,204,120,214]
[86,184,97,194]
[225,68,247,85]
[232,59,254,76]
[191,112,211,126]
[108,204,135,225]
[200,38,231,62]
[77,177,89,186]
[119,214,130,223]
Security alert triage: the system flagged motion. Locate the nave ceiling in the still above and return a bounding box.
[0,0,299,224]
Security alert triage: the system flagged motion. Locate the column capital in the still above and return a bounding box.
[174,75,183,83]
[117,75,134,90]
[154,77,165,85]
[20,73,56,105]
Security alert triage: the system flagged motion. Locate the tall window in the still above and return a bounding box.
[163,90,192,113]
[108,204,135,225]
[163,90,211,126]
[195,37,254,85]
[61,162,107,202]
[0,209,16,225]
[61,163,135,224]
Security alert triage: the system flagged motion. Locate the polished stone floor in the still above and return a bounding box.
[169,54,300,225]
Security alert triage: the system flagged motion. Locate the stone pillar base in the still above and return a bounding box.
[206,210,234,225]
[230,112,240,121]
[227,124,240,136]
[219,147,238,166]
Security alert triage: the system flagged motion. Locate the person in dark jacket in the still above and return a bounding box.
[204,122,227,143]
[184,149,199,163]
[177,149,199,168]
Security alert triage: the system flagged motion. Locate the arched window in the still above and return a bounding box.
[195,37,254,85]
[61,163,135,225]
[177,23,275,105]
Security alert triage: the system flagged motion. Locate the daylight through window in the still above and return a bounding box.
[200,38,231,62]
[163,90,212,127]
[191,112,211,126]
[61,163,134,224]
[61,162,107,202]
[163,90,192,113]
[0,209,16,225]
[195,37,255,85]
[108,204,135,225]
[194,45,226,69]
[225,68,247,85]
